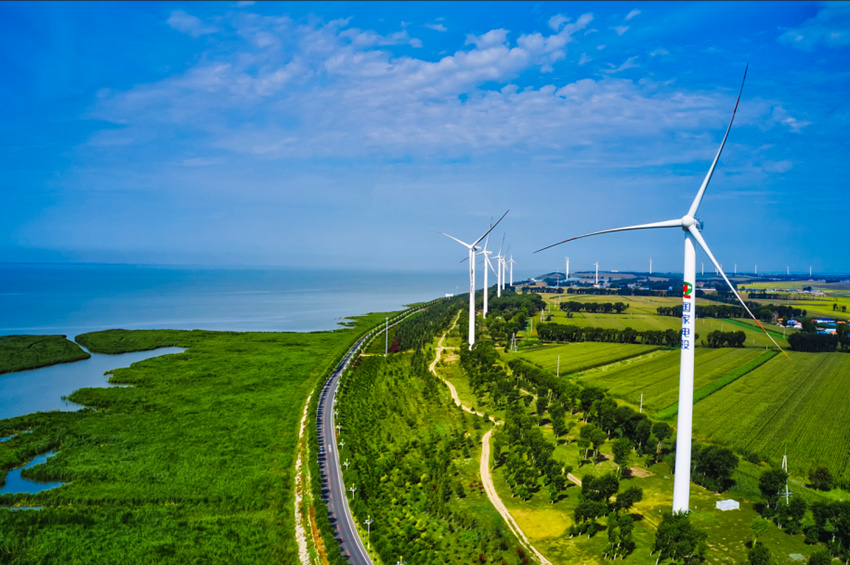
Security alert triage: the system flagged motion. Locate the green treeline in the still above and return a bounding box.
[560,301,630,314]
[395,297,464,352]
[537,323,681,347]
[337,352,520,564]
[657,302,806,322]
[788,329,850,352]
[704,330,746,348]
[0,335,90,374]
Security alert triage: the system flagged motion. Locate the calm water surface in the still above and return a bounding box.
[0,451,62,495]
[0,347,184,421]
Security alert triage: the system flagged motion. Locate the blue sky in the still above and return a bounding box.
[1,1,848,276]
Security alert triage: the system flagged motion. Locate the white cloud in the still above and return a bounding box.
[548,14,569,32]
[625,9,641,21]
[425,22,447,32]
[650,48,669,57]
[167,10,218,38]
[768,105,811,133]
[778,2,850,50]
[611,26,629,36]
[601,55,639,74]
[91,12,779,172]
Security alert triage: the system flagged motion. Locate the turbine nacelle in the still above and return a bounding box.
[681,216,703,232]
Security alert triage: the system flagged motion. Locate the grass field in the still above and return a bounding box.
[539,294,684,332]
[693,351,850,483]
[0,335,90,374]
[0,316,386,563]
[515,342,659,377]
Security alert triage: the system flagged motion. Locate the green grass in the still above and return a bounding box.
[693,351,850,483]
[0,317,385,564]
[0,335,90,374]
[515,342,660,377]
[577,348,769,416]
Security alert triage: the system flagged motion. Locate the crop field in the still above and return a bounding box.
[696,317,790,349]
[577,348,771,415]
[515,342,659,377]
[693,351,850,482]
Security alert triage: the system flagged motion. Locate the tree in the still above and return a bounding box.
[777,496,807,534]
[652,422,673,451]
[606,513,635,560]
[692,444,738,492]
[808,550,832,565]
[615,486,644,513]
[747,542,772,565]
[808,465,834,491]
[652,512,708,565]
[750,517,770,545]
[759,468,789,512]
[612,438,633,476]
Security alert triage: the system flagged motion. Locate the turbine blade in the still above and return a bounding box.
[534,218,683,253]
[687,225,789,357]
[439,231,472,249]
[472,210,509,248]
[687,64,748,218]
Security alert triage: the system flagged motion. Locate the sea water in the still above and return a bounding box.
[0,263,463,338]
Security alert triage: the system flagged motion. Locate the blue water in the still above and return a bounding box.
[0,263,462,337]
[0,347,184,421]
[0,451,62,495]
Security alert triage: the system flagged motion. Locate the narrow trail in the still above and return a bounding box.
[429,313,551,565]
[293,393,313,565]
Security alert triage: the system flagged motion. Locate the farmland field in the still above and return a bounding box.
[515,342,659,376]
[693,352,850,482]
[539,294,684,332]
[577,347,771,415]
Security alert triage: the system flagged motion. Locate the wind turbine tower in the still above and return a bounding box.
[594,261,599,285]
[565,257,570,283]
[650,257,653,275]
[508,255,516,286]
[440,211,507,349]
[480,238,492,319]
[536,66,785,513]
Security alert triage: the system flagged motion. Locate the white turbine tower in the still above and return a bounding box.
[494,235,506,297]
[480,237,493,319]
[440,211,508,350]
[594,261,599,285]
[565,257,570,283]
[650,257,653,276]
[508,254,517,286]
[536,66,786,513]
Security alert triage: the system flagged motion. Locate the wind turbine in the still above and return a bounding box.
[440,211,508,349]
[493,235,506,298]
[508,254,517,286]
[650,257,653,276]
[565,257,570,283]
[594,261,599,285]
[536,65,786,513]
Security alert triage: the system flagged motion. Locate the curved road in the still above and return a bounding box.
[316,307,427,564]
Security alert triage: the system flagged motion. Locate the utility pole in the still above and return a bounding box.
[364,516,373,547]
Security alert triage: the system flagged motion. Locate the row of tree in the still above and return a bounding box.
[537,323,682,347]
[703,330,747,348]
[560,301,630,314]
[788,325,850,352]
[656,302,807,322]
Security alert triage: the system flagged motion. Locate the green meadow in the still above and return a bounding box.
[0,315,389,564]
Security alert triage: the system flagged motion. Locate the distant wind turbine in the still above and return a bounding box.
[565,257,570,283]
[479,236,493,319]
[440,211,508,349]
[594,261,599,285]
[650,257,653,276]
[536,65,786,513]
[508,254,517,286]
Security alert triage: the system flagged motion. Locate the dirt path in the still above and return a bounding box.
[293,394,313,565]
[430,314,551,565]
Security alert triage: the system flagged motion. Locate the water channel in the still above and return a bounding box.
[1,344,184,496]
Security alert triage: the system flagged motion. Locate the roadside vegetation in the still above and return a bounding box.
[0,335,90,374]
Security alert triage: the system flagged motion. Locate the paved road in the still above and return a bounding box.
[316,307,427,564]
[317,334,372,565]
